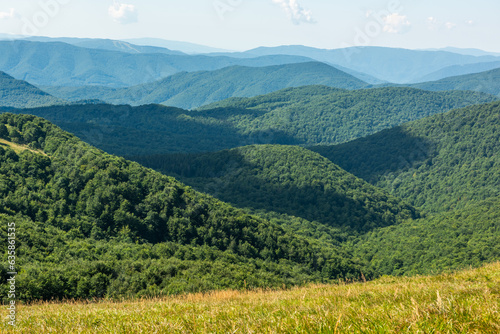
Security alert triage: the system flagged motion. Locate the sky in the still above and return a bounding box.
[0,0,499,52]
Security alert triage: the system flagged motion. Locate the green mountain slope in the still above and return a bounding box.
[352,198,500,276]
[199,86,496,145]
[0,113,363,301]
[130,145,418,233]
[0,40,313,88]
[42,62,368,109]
[311,101,500,212]
[0,71,63,108]
[10,86,496,156]
[411,68,500,97]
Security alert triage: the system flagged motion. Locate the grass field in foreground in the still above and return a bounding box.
[1,262,499,333]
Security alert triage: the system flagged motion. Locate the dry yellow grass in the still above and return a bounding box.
[0,139,46,156]
[1,262,499,333]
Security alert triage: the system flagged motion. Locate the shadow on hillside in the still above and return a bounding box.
[130,148,417,233]
[10,104,302,156]
[309,126,437,183]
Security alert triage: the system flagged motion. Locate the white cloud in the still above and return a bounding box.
[0,8,20,20]
[427,16,438,30]
[465,20,474,26]
[108,2,138,25]
[382,13,411,34]
[272,0,316,25]
[445,22,457,30]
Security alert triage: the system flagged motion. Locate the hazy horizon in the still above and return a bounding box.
[0,1,499,52]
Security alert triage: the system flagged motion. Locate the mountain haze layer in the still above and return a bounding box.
[214,45,500,83]
[0,40,313,88]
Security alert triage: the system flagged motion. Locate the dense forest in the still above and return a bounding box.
[1,71,499,303]
[131,145,418,233]
[352,198,500,276]
[127,101,500,281]
[311,101,500,212]
[8,86,496,156]
[0,113,366,301]
[198,86,496,145]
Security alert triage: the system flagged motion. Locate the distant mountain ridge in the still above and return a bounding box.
[213,45,500,83]
[410,68,500,97]
[0,40,313,87]
[42,62,369,109]
[122,38,232,54]
[24,36,187,55]
[414,61,500,82]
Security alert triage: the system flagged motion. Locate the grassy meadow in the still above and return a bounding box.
[1,262,499,333]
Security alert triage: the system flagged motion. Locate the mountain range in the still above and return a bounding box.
[212,45,500,83]
[41,62,368,109]
[0,40,312,87]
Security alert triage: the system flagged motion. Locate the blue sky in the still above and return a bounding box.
[0,0,499,52]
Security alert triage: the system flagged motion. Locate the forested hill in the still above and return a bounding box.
[0,71,64,108]
[0,113,364,301]
[410,67,500,97]
[198,86,496,145]
[130,145,418,233]
[42,62,368,110]
[10,86,497,156]
[311,101,500,213]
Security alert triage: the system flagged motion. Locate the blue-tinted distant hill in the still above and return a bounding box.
[414,61,500,82]
[25,36,187,55]
[0,71,63,108]
[123,37,232,54]
[0,40,313,87]
[42,62,369,109]
[410,68,500,97]
[213,45,500,84]
[422,47,500,57]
